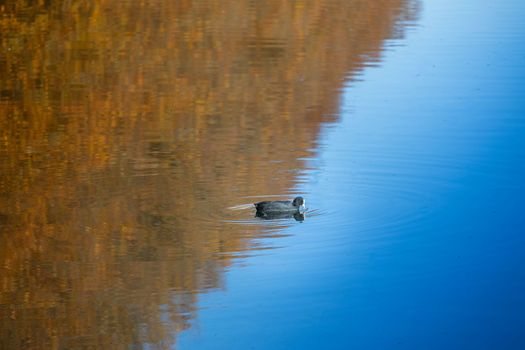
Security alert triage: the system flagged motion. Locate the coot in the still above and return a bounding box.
[254,196,306,213]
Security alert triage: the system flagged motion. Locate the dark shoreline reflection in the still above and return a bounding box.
[0,0,419,349]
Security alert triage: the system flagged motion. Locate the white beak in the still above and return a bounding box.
[300,200,306,213]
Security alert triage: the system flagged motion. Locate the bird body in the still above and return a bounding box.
[254,197,306,213]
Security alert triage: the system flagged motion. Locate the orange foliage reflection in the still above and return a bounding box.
[0,0,418,348]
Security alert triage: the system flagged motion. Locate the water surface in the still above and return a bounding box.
[1,0,524,349]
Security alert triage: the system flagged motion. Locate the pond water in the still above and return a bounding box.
[1,0,524,349]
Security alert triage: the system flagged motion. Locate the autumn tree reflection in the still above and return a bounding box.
[0,0,418,348]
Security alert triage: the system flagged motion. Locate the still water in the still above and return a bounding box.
[1,0,524,349]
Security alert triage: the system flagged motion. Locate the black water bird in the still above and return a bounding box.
[254,197,306,218]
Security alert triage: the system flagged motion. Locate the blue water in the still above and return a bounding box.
[178,0,525,348]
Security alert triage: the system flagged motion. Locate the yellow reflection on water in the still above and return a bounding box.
[0,0,417,348]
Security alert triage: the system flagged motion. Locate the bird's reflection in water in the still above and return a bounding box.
[255,211,305,222]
